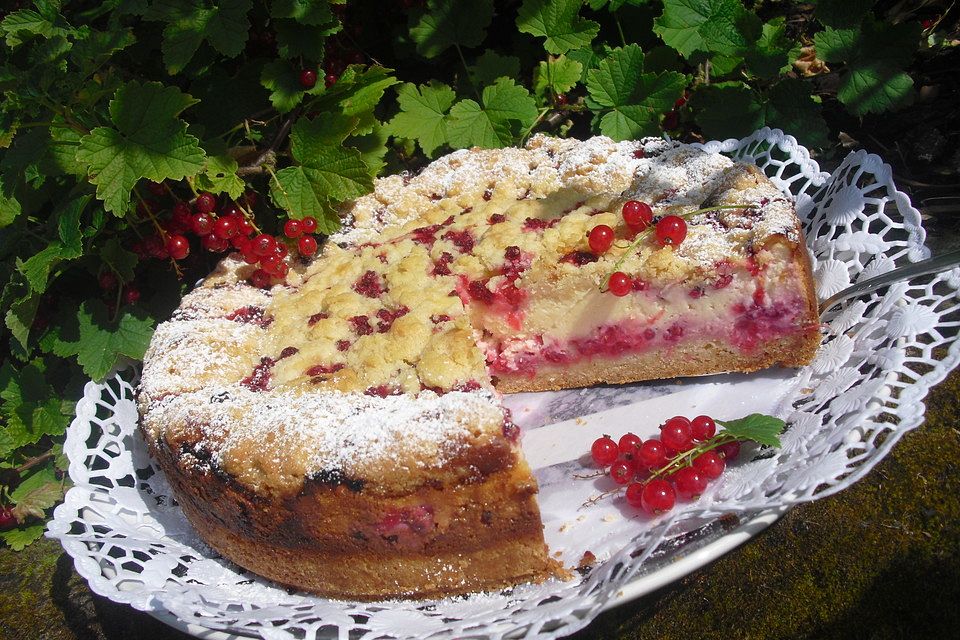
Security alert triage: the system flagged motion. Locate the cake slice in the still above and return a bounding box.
[138,135,820,600]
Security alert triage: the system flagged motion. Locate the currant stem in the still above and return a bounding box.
[602,203,758,289]
[644,432,738,482]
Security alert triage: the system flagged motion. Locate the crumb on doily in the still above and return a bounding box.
[602,514,619,523]
[575,550,597,575]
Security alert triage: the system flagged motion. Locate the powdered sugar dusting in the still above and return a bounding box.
[141,385,504,492]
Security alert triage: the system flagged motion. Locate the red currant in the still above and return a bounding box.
[242,248,260,265]
[298,235,318,257]
[690,415,716,441]
[191,213,214,236]
[622,200,653,230]
[625,482,645,508]
[608,271,631,296]
[250,269,272,289]
[660,416,693,452]
[693,450,725,480]
[717,441,741,461]
[260,253,283,276]
[655,215,687,246]
[591,435,619,466]
[123,285,141,305]
[232,234,251,251]
[673,466,707,500]
[637,439,668,469]
[146,235,168,259]
[299,69,318,89]
[618,432,642,457]
[166,234,190,260]
[98,271,117,291]
[301,216,318,234]
[325,73,338,88]
[640,479,676,515]
[273,242,289,259]
[554,93,568,106]
[213,216,237,240]
[284,219,303,238]
[195,192,217,213]
[0,507,16,530]
[609,460,634,485]
[588,224,614,253]
[251,233,277,256]
[221,203,241,218]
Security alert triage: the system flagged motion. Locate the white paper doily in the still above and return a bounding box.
[47,128,960,640]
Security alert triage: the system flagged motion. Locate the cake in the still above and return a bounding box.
[137,135,821,600]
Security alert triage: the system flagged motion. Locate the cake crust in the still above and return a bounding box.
[138,135,821,601]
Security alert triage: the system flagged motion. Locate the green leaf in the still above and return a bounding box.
[349,121,390,176]
[517,0,600,55]
[57,196,89,259]
[271,0,335,25]
[17,245,63,294]
[76,82,205,215]
[384,81,456,157]
[533,55,583,97]
[744,17,794,79]
[838,66,914,116]
[447,100,511,149]
[0,360,69,447]
[329,65,398,119]
[99,238,138,282]
[11,465,62,520]
[766,78,830,149]
[70,27,136,75]
[410,0,494,58]
[143,0,253,73]
[195,154,245,199]
[270,120,373,227]
[447,78,538,149]
[260,60,305,113]
[654,0,761,59]
[469,50,522,86]
[0,524,45,551]
[813,18,920,116]
[692,79,828,149]
[47,118,85,177]
[49,300,155,381]
[0,176,21,228]
[815,0,876,29]
[4,294,39,352]
[717,413,785,448]
[585,44,688,140]
[1,9,56,47]
[274,18,339,60]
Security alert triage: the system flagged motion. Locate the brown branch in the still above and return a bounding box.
[237,107,302,177]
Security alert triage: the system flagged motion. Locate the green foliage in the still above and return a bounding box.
[0,0,936,549]
[717,414,786,448]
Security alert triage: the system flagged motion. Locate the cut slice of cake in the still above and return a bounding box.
[138,135,820,600]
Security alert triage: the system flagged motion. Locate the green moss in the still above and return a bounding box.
[575,372,960,640]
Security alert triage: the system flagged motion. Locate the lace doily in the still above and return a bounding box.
[48,128,960,640]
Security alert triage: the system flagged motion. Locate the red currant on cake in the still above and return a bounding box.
[655,215,687,246]
[284,219,303,238]
[622,200,653,230]
[591,435,618,466]
[298,235,318,257]
[608,271,631,297]
[299,69,318,89]
[588,224,614,253]
[301,216,318,234]
[252,234,277,256]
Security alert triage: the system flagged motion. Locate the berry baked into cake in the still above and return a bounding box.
[138,135,820,600]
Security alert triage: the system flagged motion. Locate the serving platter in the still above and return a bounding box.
[47,128,960,640]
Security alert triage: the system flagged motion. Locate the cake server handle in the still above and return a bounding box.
[819,248,960,314]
